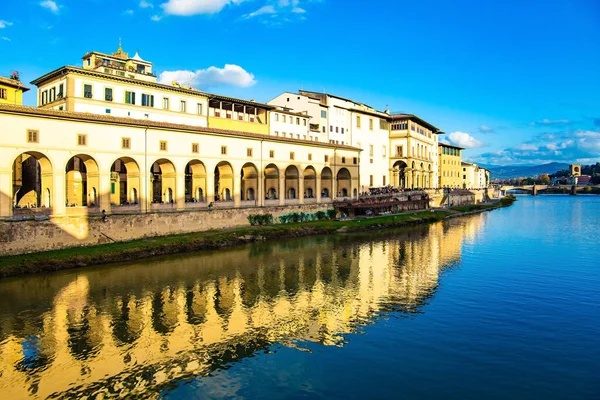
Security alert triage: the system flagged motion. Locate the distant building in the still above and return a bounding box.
[0,74,29,105]
[438,143,463,188]
[570,164,581,177]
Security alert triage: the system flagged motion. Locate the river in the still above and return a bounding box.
[0,195,598,399]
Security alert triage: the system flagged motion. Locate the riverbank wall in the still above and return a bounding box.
[0,204,331,256]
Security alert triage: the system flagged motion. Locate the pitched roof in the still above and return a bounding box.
[0,76,30,92]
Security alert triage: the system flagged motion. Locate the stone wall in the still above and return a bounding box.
[0,204,333,256]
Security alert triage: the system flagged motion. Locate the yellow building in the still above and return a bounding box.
[0,74,29,105]
[207,94,271,135]
[438,142,463,188]
[389,114,442,189]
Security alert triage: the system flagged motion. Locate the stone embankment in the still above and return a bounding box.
[0,196,515,278]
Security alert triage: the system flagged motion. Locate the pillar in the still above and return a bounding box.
[176,172,186,210]
[316,173,322,204]
[99,171,111,213]
[206,172,215,204]
[299,175,304,204]
[234,173,242,207]
[52,172,66,216]
[279,175,285,206]
[0,169,12,217]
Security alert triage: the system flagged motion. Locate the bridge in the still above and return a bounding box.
[500,185,548,196]
[499,184,599,196]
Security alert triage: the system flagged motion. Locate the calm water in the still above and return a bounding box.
[0,195,599,399]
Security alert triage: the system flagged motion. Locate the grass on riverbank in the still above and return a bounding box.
[0,210,451,278]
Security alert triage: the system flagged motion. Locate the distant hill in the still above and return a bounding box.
[484,162,570,180]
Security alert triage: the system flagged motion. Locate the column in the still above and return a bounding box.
[316,173,322,204]
[99,171,111,213]
[258,172,264,207]
[233,173,242,207]
[52,172,66,216]
[0,169,12,217]
[206,172,215,204]
[299,175,304,204]
[140,168,149,213]
[279,175,285,206]
[406,168,412,189]
[176,172,186,210]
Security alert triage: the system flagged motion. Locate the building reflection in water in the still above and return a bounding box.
[0,214,485,398]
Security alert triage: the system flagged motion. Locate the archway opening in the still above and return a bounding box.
[215,161,234,202]
[393,160,407,188]
[66,155,99,207]
[321,167,332,198]
[241,163,258,202]
[185,160,207,203]
[264,164,279,200]
[303,166,316,199]
[111,157,140,206]
[336,168,351,198]
[12,151,53,210]
[285,165,299,199]
[151,159,176,204]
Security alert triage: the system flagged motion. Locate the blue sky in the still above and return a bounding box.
[1,0,599,166]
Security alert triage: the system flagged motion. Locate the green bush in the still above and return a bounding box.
[326,209,337,220]
[315,211,326,220]
[247,213,274,226]
[499,195,517,206]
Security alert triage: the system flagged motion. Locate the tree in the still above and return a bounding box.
[538,173,550,184]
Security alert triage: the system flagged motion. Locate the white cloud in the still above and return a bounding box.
[1,36,10,41]
[518,144,538,151]
[158,64,257,88]
[151,14,162,21]
[245,5,276,18]
[479,125,494,133]
[123,9,134,15]
[160,0,245,16]
[447,131,485,149]
[531,118,570,126]
[291,7,305,13]
[0,20,13,29]
[40,0,59,13]
[140,0,153,8]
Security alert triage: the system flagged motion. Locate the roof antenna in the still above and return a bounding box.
[118,38,123,52]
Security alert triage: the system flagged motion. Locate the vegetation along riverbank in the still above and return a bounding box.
[0,196,516,278]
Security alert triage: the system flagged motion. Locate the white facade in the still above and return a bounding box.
[462,162,489,189]
[269,109,314,140]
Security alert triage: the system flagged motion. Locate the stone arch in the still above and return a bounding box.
[65,154,100,207]
[150,159,176,204]
[241,163,259,201]
[12,151,53,209]
[185,160,207,203]
[285,165,299,199]
[321,167,332,198]
[393,160,407,188]
[336,168,351,198]
[215,161,234,202]
[110,157,141,206]
[264,163,279,200]
[303,166,316,199]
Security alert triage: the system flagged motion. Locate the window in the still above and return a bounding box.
[322,126,326,133]
[84,84,93,99]
[370,175,374,186]
[341,157,346,164]
[58,83,64,98]
[274,131,279,136]
[330,125,333,132]
[296,117,300,125]
[290,152,295,160]
[49,87,56,102]
[122,137,131,149]
[275,113,279,122]
[247,148,253,157]
[180,100,186,112]
[369,118,373,130]
[142,94,154,107]
[160,141,167,151]
[341,128,344,134]
[106,109,111,114]
[283,115,287,123]
[303,119,307,126]
[105,88,113,101]
[324,155,329,162]
[396,145,403,157]
[269,150,275,158]
[77,134,87,146]
[41,91,47,105]
[308,153,312,161]
[125,91,136,105]
[192,143,199,153]
[197,103,203,114]
[357,116,361,128]
[221,146,227,155]
[369,144,374,156]
[353,157,357,164]
[163,97,169,110]
[335,126,339,133]
[321,110,327,118]
[27,130,39,143]
[380,119,388,130]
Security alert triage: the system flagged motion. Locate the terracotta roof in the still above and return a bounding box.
[0,104,361,152]
[0,76,30,92]
[207,93,275,110]
[348,107,389,119]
